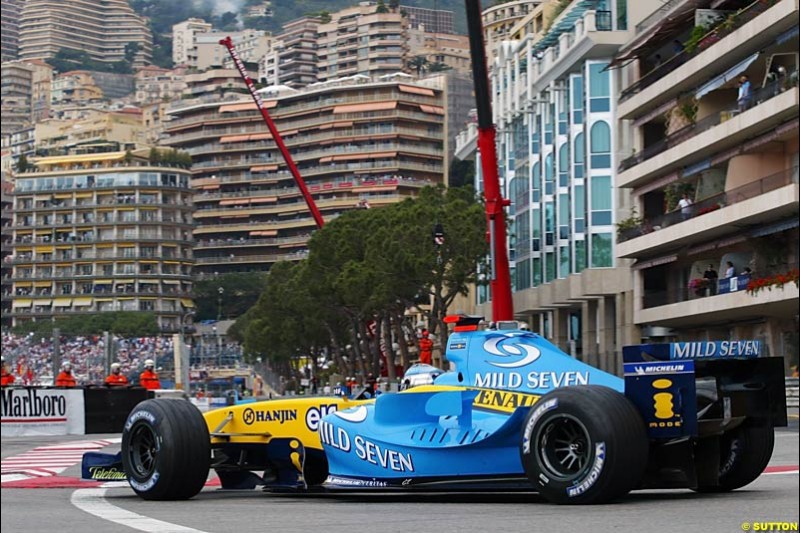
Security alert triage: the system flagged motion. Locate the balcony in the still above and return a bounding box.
[618,79,799,189]
[618,0,795,114]
[618,168,799,257]
[638,266,799,327]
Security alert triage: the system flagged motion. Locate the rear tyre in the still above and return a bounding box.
[697,424,774,492]
[121,399,210,500]
[520,386,649,505]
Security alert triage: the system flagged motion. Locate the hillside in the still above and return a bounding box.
[131,0,468,68]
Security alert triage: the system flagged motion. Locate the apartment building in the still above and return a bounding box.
[1,0,23,62]
[316,3,408,81]
[35,109,146,157]
[614,0,799,369]
[7,151,194,331]
[1,175,12,325]
[172,18,212,67]
[51,71,105,106]
[455,0,647,373]
[483,0,540,61]
[261,17,321,88]
[403,5,455,34]
[164,78,446,276]
[134,66,188,105]
[0,126,35,173]
[406,29,472,75]
[19,0,152,68]
[1,60,33,135]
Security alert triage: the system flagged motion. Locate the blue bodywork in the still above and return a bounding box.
[321,327,624,488]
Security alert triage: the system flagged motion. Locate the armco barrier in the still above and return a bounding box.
[83,387,151,433]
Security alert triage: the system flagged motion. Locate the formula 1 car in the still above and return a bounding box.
[83,315,787,504]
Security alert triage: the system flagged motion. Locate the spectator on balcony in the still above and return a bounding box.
[678,193,693,220]
[737,75,752,112]
[703,264,719,296]
[725,261,736,279]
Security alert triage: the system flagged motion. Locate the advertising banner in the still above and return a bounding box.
[1,387,85,437]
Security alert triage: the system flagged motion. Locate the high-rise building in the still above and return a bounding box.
[19,0,152,68]
[405,29,472,75]
[8,151,194,331]
[614,0,799,366]
[34,109,145,157]
[261,17,321,88]
[1,60,34,135]
[316,3,408,82]
[1,0,23,62]
[195,30,273,72]
[172,18,212,67]
[456,0,639,372]
[402,5,455,34]
[165,78,446,276]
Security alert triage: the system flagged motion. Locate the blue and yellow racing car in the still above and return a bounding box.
[83,315,787,504]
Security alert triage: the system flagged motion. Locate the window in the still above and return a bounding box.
[558,143,569,187]
[590,121,611,169]
[574,184,585,233]
[559,246,570,278]
[591,233,612,267]
[574,239,587,273]
[558,193,570,240]
[571,74,583,124]
[616,0,628,30]
[545,154,554,195]
[588,62,610,113]
[545,252,556,282]
[532,208,541,252]
[532,162,541,202]
[574,133,585,179]
[590,176,612,225]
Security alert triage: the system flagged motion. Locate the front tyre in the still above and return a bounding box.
[122,399,210,500]
[520,386,649,505]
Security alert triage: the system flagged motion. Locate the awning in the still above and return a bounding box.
[250,197,277,204]
[33,281,52,288]
[249,230,278,236]
[15,282,32,288]
[333,101,397,114]
[139,280,160,284]
[73,297,93,306]
[251,164,279,172]
[219,102,257,113]
[750,218,800,238]
[332,151,397,162]
[163,280,180,285]
[33,299,52,306]
[115,279,135,284]
[181,298,195,308]
[695,53,759,100]
[632,170,680,197]
[419,104,445,115]
[53,298,72,307]
[54,193,72,199]
[220,134,250,143]
[200,184,219,190]
[398,84,435,97]
[35,246,54,253]
[94,279,113,284]
[633,254,678,271]
[95,298,113,302]
[248,133,272,141]
[74,192,93,198]
[13,299,32,308]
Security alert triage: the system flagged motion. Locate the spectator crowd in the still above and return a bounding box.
[1,332,174,386]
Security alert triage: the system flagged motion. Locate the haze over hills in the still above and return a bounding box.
[131,0,468,68]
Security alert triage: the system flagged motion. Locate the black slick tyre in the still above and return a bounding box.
[520,385,649,505]
[121,399,210,500]
[697,423,775,492]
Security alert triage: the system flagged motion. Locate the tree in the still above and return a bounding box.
[15,154,30,174]
[428,62,452,73]
[193,272,268,321]
[376,0,389,13]
[124,42,140,64]
[389,0,400,11]
[449,157,475,188]
[408,55,430,76]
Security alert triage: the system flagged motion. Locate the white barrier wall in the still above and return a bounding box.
[1,388,86,437]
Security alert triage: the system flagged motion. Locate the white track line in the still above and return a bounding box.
[71,488,210,533]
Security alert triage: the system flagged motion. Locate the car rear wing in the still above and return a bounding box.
[622,341,787,440]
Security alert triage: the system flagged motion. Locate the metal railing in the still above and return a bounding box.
[642,263,798,309]
[620,0,778,103]
[618,167,799,243]
[619,75,798,172]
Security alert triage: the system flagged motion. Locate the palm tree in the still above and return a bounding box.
[408,55,430,76]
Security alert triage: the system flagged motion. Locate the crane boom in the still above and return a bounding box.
[219,37,325,229]
[465,0,514,321]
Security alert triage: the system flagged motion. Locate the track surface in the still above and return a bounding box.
[2,413,798,533]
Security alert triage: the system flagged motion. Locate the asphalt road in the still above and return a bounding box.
[2,415,798,533]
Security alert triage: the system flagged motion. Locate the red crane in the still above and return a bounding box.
[220,2,514,321]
